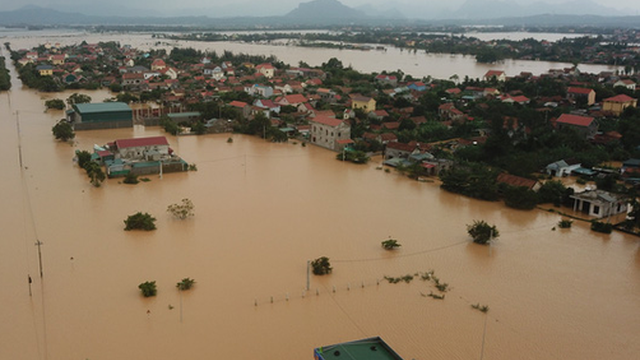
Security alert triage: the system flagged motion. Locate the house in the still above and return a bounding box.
[483,70,506,82]
[571,189,627,218]
[350,94,376,114]
[385,141,420,160]
[67,102,133,130]
[496,173,541,191]
[36,64,53,76]
[229,101,251,119]
[114,136,170,161]
[613,79,636,91]
[407,81,427,92]
[602,94,637,116]
[309,116,352,152]
[122,72,144,87]
[50,54,65,65]
[276,94,308,107]
[375,74,398,87]
[256,63,275,79]
[103,136,187,177]
[368,109,389,121]
[501,95,530,105]
[567,87,596,106]
[244,84,274,98]
[313,337,404,360]
[159,67,178,80]
[546,159,581,177]
[254,99,280,114]
[555,114,597,139]
[150,59,166,71]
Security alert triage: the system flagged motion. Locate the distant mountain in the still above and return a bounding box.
[286,0,365,20]
[355,4,406,20]
[453,0,623,20]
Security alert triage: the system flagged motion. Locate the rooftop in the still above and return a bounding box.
[315,337,403,360]
[115,136,169,149]
[74,102,132,114]
[556,113,594,127]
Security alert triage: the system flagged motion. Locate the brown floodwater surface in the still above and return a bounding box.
[1,39,640,360]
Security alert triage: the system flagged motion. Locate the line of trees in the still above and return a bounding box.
[0,56,10,91]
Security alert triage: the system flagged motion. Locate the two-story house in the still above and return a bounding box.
[309,116,352,152]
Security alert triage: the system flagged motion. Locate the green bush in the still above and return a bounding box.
[138,281,157,297]
[381,239,401,250]
[52,120,75,141]
[590,221,612,234]
[311,256,332,275]
[124,212,157,231]
[123,173,139,184]
[176,278,196,291]
[467,220,499,245]
[45,99,65,110]
[558,219,573,228]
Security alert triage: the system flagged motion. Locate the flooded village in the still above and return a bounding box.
[1,29,640,360]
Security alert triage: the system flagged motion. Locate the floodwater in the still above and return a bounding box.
[1,30,621,80]
[1,39,640,360]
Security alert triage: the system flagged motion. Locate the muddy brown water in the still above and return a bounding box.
[1,39,639,360]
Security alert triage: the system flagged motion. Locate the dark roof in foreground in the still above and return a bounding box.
[74,102,132,114]
[314,337,403,360]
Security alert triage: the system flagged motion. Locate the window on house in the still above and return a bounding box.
[338,132,341,137]
[593,205,600,215]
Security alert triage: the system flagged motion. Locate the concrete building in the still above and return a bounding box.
[350,95,376,114]
[68,102,133,130]
[571,189,627,219]
[602,94,637,116]
[555,114,597,139]
[309,116,352,152]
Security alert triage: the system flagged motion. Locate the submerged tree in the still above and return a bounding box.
[381,238,401,250]
[311,256,332,275]
[467,220,499,245]
[138,281,157,297]
[176,278,196,291]
[52,120,75,142]
[124,212,157,231]
[167,198,195,220]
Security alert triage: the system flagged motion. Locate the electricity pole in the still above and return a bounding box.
[35,240,43,278]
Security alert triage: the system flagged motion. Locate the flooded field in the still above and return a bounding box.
[1,30,621,80]
[1,39,640,360]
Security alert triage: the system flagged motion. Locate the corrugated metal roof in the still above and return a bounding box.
[115,136,169,149]
[75,102,132,114]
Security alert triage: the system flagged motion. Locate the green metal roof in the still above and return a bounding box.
[74,102,132,114]
[315,337,403,360]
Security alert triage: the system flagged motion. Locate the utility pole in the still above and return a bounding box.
[35,240,43,278]
[28,275,32,296]
[306,260,310,291]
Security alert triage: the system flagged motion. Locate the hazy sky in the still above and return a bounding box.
[3,0,640,16]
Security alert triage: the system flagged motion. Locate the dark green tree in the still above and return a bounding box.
[52,120,75,141]
[45,99,65,110]
[467,220,499,245]
[138,281,157,297]
[311,256,332,275]
[124,212,157,231]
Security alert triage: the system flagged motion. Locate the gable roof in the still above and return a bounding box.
[484,70,505,78]
[604,94,636,103]
[557,113,594,127]
[229,100,249,108]
[567,87,594,95]
[311,115,344,127]
[74,102,132,114]
[496,173,538,190]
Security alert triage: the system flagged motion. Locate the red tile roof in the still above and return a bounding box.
[556,114,594,127]
[496,173,538,190]
[604,94,636,103]
[311,115,343,127]
[115,136,169,149]
[230,101,248,108]
[567,87,594,95]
